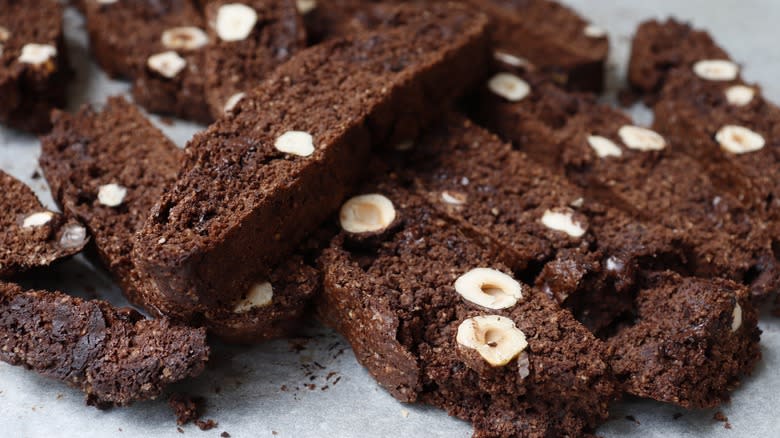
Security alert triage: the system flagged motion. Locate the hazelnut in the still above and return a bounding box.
[456,315,528,367]
[618,125,666,151]
[517,351,530,379]
[715,125,765,154]
[487,73,530,102]
[18,43,56,66]
[441,191,467,206]
[693,59,739,81]
[97,183,127,207]
[0,26,10,42]
[22,211,54,228]
[541,208,586,238]
[454,268,523,310]
[339,194,396,234]
[234,281,273,313]
[493,51,530,69]
[147,51,187,78]
[161,26,209,51]
[223,92,246,114]
[587,135,622,158]
[570,197,584,208]
[296,0,317,14]
[215,3,258,42]
[274,130,315,156]
[583,24,607,38]
[59,224,87,249]
[725,85,755,106]
[731,302,742,332]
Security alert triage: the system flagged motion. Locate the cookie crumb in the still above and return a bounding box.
[221,432,231,437]
[169,393,204,426]
[177,427,184,434]
[196,419,217,431]
[714,411,728,423]
[400,409,410,418]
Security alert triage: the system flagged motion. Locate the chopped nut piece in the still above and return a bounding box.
[584,24,607,38]
[456,315,528,367]
[0,26,10,42]
[215,3,258,42]
[693,59,739,81]
[454,268,522,310]
[147,51,187,78]
[493,51,530,68]
[441,191,467,205]
[618,125,666,151]
[296,0,317,14]
[339,194,396,234]
[22,211,54,228]
[162,27,209,51]
[541,208,586,238]
[731,303,742,332]
[274,131,315,156]
[487,73,530,102]
[234,282,273,313]
[59,224,87,249]
[97,183,127,207]
[18,43,56,66]
[587,135,622,158]
[715,125,765,154]
[223,92,246,114]
[725,85,755,106]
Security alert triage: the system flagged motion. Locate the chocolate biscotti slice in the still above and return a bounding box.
[40,96,319,343]
[0,171,87,278]
[607,271,760,408]
[133,3,490,311]
[0,282,209,407]
[319,182,616,437]
[628,18,729,100]
[0,0,71,133]
[202,0,306,119]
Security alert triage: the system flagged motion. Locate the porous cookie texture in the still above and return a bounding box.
[607,272,761,408]
[0,171,87,278]
[133,3,490,312]
[0,0,71,132]
[319,183,616,437]
[0,282,209,407]
[40,96,320,344]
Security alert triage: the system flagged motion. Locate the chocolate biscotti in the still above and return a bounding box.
[607,271,761,408]
[0,0,71,133]
[40,96,319,343]
[133,3,490,312]
[202,0,306,118]
[0,282,209,407]
[0,171,87,279]
[319,182,616,436]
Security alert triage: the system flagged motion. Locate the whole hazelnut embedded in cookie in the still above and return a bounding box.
[339,194,396,234]
[161,27,209,51]
[731,302,742,332]
[587,135,622,158]
[215,3,258,42]
[296,0,317,14]
[693,59,739,81]
[234,281,273,313]
[456,315,528,367]
[147,51,187,78]
[541,207,586,238]
[97,183,127,207]
[725,85,755,106]
[223,92,246,114]
[454,268,523,310]
[715,125,765,154]
[18,43,56,66]
[618,125,666,151]
[274,131,315,156]
[487,73,530,102]
[22,211,54,228]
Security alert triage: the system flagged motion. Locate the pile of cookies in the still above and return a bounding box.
[1,1,776,436]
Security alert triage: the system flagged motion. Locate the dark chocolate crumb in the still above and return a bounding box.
[280,385,288,392]
[221,432,231,437]
[177,427,184,434]
[169,393,204,426]
[272,432,278,436]
[31,170,41,179]
[714,411,728,423]
[196,419,217,431]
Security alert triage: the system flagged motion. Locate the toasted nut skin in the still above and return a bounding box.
[455,268,523,310]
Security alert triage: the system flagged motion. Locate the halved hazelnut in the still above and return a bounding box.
[731,302,742,332]
[715,125,765,154]
[454,268,522,310]
[161,26,209,51]
[618,125,666,151]
[487,73,530,102]
[19,43,56,66]
[215,3,258,42]
[223,92,246,114]
[541,208,586,238]
[234,281,273,313]
[587,135,622,158]
[693,59,739,81]
[147,51,187,78]
[725,85,755,106]
[441,191,467,206]
[296,0,317,14]
[456,315,528,367]
[274,130,315,156]
[339,194,396,234]
[22,211,54,228]
[97,183,127,207]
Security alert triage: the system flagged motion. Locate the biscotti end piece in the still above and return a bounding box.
[0,282,209,407]
[203,0,307,118]
[40,96,183,307]
[0,171,88,279]
[0,0,71,132]
[607,272,760,408]
[133,2,490,311]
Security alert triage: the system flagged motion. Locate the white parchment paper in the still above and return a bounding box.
[1,1,779,436]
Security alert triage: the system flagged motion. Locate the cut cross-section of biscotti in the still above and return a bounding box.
[202,0,306,119]
[319,182,616,437]
[0,0,71,133]
[0,171,87,278]
[607,271,761,408]
[628,18,729,100]
[40,96,320,343]
[0,282,209,408]
[473,69,779,301]
[133,2,490,311]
